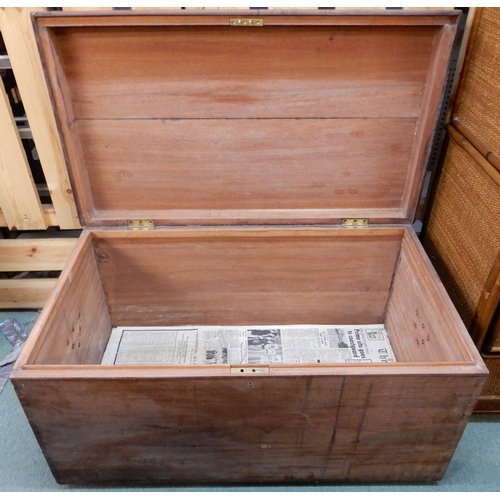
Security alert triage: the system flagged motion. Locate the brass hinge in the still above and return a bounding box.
[230,18,264,26]
[341,218,369,228]
[128,219,154,230]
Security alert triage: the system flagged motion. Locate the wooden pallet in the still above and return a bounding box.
[0,8,80,231]
[0,236,76,308]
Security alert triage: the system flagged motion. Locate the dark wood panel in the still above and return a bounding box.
[12,373,484,484]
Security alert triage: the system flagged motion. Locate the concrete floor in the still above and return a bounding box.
[1,309,499,492]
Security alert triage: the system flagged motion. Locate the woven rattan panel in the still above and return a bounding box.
[493,331,500,350]
[422,137,500,329]
[454,8,500,157]
[480,356,500,397]
[474,356,500,411]
[491,310,500,350]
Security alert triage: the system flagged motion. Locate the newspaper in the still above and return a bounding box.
[101,324,396,365]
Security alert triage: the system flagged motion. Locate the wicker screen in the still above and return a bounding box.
[490,304,500,351]
[492,331,500,351]
[422,137,500,329]
[480,357,500,397]
[454,8,500,158]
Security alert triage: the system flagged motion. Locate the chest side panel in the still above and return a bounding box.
[13,373,484,484]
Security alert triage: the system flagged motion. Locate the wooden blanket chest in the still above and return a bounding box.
[11,9,488,485]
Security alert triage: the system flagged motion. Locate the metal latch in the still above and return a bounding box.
[341,218,369,228]
[230,366,270,374]
[128,220,154,230]
[230,18,264,26]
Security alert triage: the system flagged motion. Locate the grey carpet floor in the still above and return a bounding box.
[1,309,499,492]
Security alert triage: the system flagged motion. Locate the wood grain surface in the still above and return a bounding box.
[92,229,402,327]
[12,372,485,484]
[0,278,58,309]
[0,238,76,272]
[25,233,111,366]
[33,13,458,226]
[79,118,415,213]
[52,25,436,120]
[386,230,480,363]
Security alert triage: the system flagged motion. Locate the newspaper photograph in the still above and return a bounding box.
[102,324,396,365]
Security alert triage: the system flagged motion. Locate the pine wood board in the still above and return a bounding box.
[0,205,58,228]
[0,238,76,272]
[0,236,76,309]
[0,74,46,230]
[0,7,81,230]
[0,278,57,309]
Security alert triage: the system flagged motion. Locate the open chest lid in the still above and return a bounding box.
[34,9,459,227]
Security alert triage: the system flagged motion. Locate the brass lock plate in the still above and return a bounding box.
[230,18,264,27]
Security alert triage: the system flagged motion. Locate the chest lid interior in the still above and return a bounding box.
[34,9,459,227]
